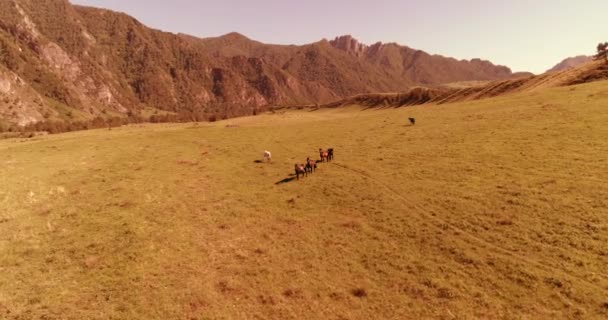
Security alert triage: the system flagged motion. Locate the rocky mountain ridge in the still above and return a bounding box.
[0,0,529,129]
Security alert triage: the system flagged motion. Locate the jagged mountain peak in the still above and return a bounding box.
[329,35,369,57]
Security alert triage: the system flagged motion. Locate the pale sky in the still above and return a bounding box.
[70,0,607,74]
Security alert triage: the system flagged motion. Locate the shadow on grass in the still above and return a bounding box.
[253,160,263,163]
[275,177,296,185]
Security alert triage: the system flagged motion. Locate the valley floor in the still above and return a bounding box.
[1,81,608,319]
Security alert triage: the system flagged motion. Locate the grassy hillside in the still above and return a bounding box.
[1,80,607,319]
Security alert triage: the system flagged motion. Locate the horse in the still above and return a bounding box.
[295,163,307,180]
[408,117,416,125]
[305,157,317,173]
[263,150,272,162]
[319,148,329,163]
[327,148,334,161]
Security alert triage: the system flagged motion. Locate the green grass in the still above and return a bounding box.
[44,98,90,122]
[1,81,608,319]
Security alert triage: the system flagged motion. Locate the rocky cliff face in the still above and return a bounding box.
[0,0,528,128]
[329,35,368,57]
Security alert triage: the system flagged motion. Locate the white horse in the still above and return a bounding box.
[263,150,272,162]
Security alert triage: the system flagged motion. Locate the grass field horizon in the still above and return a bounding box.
[1,80,608,319]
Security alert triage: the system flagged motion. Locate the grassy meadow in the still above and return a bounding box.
[1,81,608,319]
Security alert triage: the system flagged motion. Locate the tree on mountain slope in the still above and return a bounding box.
[595,42,608,64]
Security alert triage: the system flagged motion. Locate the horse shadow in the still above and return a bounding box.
[253,160,263,163]
[275,177,296,185]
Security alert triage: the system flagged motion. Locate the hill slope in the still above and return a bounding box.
[547,55,592,73]
[320,61,608,108]
[0,0,525,127]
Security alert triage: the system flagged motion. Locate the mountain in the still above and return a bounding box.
[0,0,527,129]
[329,35,524,85]
[547,55,592,73]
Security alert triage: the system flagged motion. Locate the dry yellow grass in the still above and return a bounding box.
[1,80,607,319]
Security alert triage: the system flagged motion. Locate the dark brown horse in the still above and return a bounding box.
[295,163,307,180]
[319,148,329,163]
[327,148,334,161]
[408,117,416,125]
[305,157,317,173]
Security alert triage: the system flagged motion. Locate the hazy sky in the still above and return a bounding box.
[70,0,606,74]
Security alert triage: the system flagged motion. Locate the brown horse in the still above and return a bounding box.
[319,148,329,163]
[295,163,307,180]
[305,157,317,173]
[327,148,334,161]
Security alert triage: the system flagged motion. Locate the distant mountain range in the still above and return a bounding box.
[0,0,535,127]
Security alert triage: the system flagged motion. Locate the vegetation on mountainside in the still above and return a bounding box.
[595,42,608,64]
